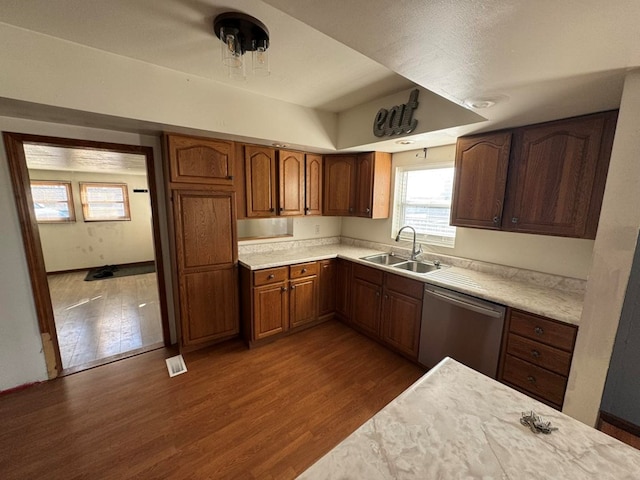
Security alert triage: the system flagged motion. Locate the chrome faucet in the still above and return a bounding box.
[395,225,422,260]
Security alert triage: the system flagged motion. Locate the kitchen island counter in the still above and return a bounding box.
[297,358,640,479]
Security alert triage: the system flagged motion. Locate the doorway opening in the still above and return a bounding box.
[3,133,171,377]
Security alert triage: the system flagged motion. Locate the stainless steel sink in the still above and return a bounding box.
[360,253,407,266]
[393,260,441,274]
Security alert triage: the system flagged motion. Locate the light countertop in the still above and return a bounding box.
[238,245,583,325]
[297,358,640,480]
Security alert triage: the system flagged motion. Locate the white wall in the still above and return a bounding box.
[564,70,640,425]
[29,170,155,272]
[0,115,174,391]
[341,145,596,279]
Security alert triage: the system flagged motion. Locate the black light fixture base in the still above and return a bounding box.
[213,12,269,54]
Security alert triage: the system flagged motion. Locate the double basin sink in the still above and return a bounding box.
[360,253,445,274]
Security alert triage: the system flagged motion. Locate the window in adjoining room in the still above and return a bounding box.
[80,182,131,221]
[392,165,456,248]
[30,180,76,223]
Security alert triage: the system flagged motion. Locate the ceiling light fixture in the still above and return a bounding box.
[395,139,415,145]
[213,12,270,79]
[463,95,508,110]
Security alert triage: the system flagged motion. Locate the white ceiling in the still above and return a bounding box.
[1,0,639,149]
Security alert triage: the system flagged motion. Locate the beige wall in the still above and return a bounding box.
[341,145,596,279]
[29,170,155,272]
[239,216,342,246]
[564,70,640,425]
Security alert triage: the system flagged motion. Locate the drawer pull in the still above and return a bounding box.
[290,285,296,290]
[527,375,536,384]
[268,274,275,279]
[301,268,307,274]
[531,350,541,358]
[534,326,544,336]
[281,286,288,292]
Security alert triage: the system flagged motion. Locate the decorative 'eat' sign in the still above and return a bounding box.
[373,89,420,137]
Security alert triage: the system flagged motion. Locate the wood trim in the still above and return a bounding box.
[2,132,173,373]
[599,411,640,439]
[79,182,131,221]
[29,180,76,223]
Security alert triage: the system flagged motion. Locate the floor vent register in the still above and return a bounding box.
[165,354,187,377]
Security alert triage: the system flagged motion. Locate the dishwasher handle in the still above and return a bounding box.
[424,287,504,318]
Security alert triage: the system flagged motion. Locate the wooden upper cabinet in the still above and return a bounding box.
[323,155,357,216]
[503,111,616,238]
[450,132,511,229]
[245,145,277,218]
[167,134,234,186]
[356,152,391,218]
[278,150,305,216]
[305,154,323,216]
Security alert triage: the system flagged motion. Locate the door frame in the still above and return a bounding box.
[3,132,172,378]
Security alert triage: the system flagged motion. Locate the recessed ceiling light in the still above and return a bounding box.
[272,143,289,148]
[395,139,415,145]
[464,95,508,109]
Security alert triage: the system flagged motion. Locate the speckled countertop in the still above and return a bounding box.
[238,245,584,325]
[297,358,640,480]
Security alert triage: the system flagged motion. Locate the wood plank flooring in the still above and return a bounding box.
[48,271,163,369]
[0,321,424,479]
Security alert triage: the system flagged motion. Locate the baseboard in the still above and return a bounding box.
[598,411,640,450]
[0,381,43,396]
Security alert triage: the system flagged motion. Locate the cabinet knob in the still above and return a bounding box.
[534,326,544,336]
[493,216,500,224]
[268,274,275,279]
[376,291,380,297]
[384,294,389,299]
[301,268,307,273]
[304,207,310,214]
[290,285,296,290]
[531,350,541,358]
[527,375,536,384]
[270,208,275,212]
[349,207,354,213]
[511,217,519,224]
[281,286,288,292]
[227,175,234,180]
[366,207,371,213]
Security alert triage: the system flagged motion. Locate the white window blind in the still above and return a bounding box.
[30,181,75,223]
[392,165,456,247]
[80,183,131,221]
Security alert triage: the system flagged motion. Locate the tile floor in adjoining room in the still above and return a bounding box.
[48,271,163,369]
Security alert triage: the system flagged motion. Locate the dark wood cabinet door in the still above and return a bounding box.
[167,134,234,186]
[305,154,323,216]
[335,259,352,321]
[355,153,374,217]
[289,276,318,329]
[245,145,277,217]
[173,190,237,270]
[323,155,357,216]
[180,268,239,346]
[254,283,288,339]
[503,113,612,237]
[351,278,381,337]
[381,289,422,359]
[278,150,305,216]
[318,259,336,317]
[450,132,511,229]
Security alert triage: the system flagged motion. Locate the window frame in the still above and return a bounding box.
[79,182,131,222]
[30,180,76,224]
[392,162,457,248]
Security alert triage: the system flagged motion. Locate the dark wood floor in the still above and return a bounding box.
[0,320,424,479]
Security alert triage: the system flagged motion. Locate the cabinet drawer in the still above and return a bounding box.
[509,310,577,351]
[384,273,424,300]
[352,263,384,285]
[503,354,567,407]
[254,267,288,286]
[506,334,572,376]
[289,261,318,279]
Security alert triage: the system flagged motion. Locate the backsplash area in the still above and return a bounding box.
[238,235,586,295]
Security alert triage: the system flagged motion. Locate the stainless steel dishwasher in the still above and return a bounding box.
[419,284,506,378]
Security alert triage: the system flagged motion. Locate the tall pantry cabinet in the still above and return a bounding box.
[164,134,240,351]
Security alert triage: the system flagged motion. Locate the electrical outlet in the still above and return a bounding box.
[315,224,320,235]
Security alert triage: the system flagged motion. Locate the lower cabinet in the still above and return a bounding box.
[351,262,423,360]
[498,308,578,409]
[335,259,352,322]
[318,259,336,321]
[241,261,321,346]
